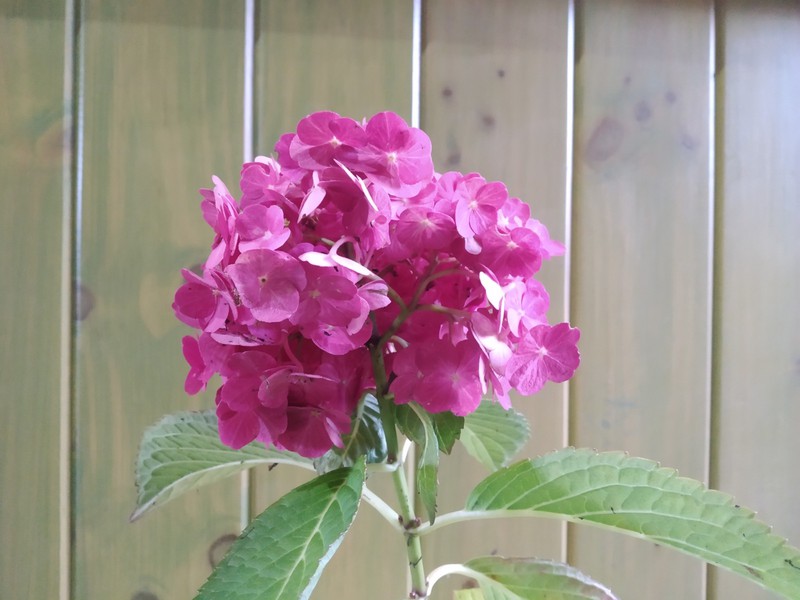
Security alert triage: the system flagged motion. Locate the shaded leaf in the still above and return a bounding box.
[396,403,464,454]
[431,410,465,454]
[396,403,440,523]
[463,557,618,600]
[461,399,530,471]
[314,393,387,473]
[466,448,800,599]
[133,411,312,521]
[196,458,366,600]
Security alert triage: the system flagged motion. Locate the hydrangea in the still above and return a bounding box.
[173,111,580,458]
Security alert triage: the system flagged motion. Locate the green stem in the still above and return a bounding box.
[368,260,447,597]
[392,460,428,598]
[370,343,428,598]
[371,346,399,462]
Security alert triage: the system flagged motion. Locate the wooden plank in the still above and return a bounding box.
[73,2,245,597]
[709,2,800,599]
[569,1,713,597]
[420,1,572,597]
[252,2,413,599]
[256,0,413,147]
[0,1,65,597]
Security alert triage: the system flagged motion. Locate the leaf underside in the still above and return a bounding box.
[196,458,366,600]
[132,411,312,520]
[456,556,618,600]
[460,399,531,471]
[467,448,800,599]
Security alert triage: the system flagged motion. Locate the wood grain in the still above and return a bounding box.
[569,1,714,597]
[73,2,244,597]
[421,1,572,597]
[253,2,413,598]
[0,1,65,597]
[710,2,800,599]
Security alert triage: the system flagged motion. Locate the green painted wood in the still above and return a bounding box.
[569,1,713,597]
[74,2,244,597]
[252,2,413,598]
[256,0,413,151]
[710,2,800,599]
[0,1,65,598]
[420,2,572,597]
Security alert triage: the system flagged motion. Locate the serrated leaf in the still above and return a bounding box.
[461,399,530,471]
[313,393,387,473]
[196,457,366,600]
[466,448,800,599]
[463,557,618,600]
[132,411,312,521]
[396,403,440,523]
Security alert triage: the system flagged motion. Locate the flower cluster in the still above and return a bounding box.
[174,111,580,458]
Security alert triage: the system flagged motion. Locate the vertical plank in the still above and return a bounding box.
[253,2,413,598]
[569,1,713,597]
[74,3,244,597]
[256,0,413,145]
[0,1,64,597]
[710,2,800,599]
[421,1,572,597]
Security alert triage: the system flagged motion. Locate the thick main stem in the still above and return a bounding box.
[392,460,428,598]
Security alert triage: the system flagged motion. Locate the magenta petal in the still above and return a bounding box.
[227,249,307,322]
[507,323,580,394]
[216,401,260,449]
[181,336,205,395]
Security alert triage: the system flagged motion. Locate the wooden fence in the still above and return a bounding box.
[2,0,798,598]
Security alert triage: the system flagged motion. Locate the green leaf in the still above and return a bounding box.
[132,411,312,521]
[196,458,366,600]
[466,448,800,599]
[396,403,440,523]
[431,410,465,454]
[462,557,618,600]
[454,588,485,600]
[313,393,387,473]
[460,399,530,471]
[396,403,464,454]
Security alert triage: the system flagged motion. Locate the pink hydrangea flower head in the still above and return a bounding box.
[175,109,580,458]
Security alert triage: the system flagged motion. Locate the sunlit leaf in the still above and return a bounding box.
[196,458,366,600]
[466,448,800,599]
